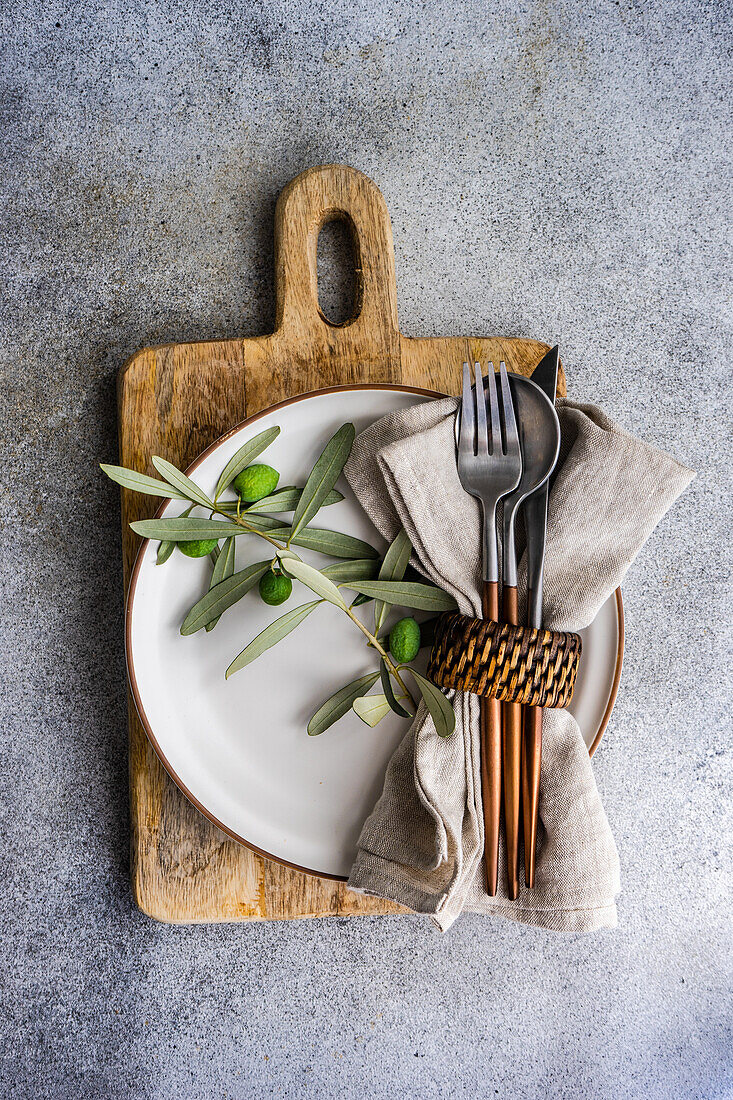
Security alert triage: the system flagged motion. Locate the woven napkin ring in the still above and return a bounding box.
[427,611,582,708]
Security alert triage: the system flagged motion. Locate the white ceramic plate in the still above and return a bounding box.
[127,385,624,880]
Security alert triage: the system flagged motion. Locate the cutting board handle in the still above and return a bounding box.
[273,165,400,358]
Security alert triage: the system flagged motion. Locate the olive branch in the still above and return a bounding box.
[102,423,456,737]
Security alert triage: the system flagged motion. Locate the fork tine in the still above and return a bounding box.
[485,361,500,455]
[459,362,475,457]
[474,362,489,455]
[498,361,520,458]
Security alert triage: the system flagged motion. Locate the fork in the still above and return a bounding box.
[457,361,522,895]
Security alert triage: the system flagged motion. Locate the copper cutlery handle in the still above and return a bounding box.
[481,580,502,896]
[522,705,542,887]
[502,585,522,900]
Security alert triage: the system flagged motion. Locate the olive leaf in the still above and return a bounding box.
[280,558,347,609]
[226,600,321,678]
[156,505,194,564]
[214,426,281,501]
[100,464,189,501]
[290,423,355,539]
[132,518,242,541]
[217,498,282,514]
[380,658,412,719]
[352,693,391,727]
[409,670,456,738]
[275,547,299,563]
[342,579,457,612]
[374,528,412,635]
[288,527,378,560]
[215,541,238,583]
[320,559,379,583]
[209,511,379,560]
[156,540,176,564]
[220,512,281,532]
[257,524,377,560]
[245,487,343,514]
[224,512,339,539]
[151,456,213,510]
[180,560,270,635]
[205,536,236,632]
[307,672,381,736]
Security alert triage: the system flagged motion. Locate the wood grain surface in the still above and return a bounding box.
[117,164,566,923]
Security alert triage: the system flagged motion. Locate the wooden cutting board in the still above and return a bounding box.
[118,163,566,922]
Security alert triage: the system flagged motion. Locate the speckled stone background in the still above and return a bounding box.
[1,0,731,1097]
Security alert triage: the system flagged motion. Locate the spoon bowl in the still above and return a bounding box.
[505,374,560,500]
[502,374,560,584]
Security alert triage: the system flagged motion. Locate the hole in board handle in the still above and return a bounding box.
[316,215,361,327]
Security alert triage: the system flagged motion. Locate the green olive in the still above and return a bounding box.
[233,464,280,503]
[259,570,293,606]
[177,538,219,559]
[389,617,421,663]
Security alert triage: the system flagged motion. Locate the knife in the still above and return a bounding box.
[522,345,559,888]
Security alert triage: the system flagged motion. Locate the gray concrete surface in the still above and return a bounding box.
[1,0,731,1097]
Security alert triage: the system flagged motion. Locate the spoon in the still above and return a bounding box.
[500,374,560,897]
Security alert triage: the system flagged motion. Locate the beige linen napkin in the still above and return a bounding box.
[344,396,694,932]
